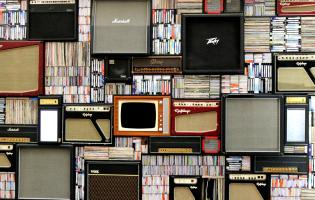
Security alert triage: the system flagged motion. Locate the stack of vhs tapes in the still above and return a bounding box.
[78,0,90,42]
[245,17,270,52]
[244,0,275,16]
[90,58,105,103]
[133,75,171,95]
[301,17,315,52]
[104,83,131,104]
[0,98,4,124]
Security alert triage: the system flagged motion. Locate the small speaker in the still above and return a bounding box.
[182,14,244,74]
[86,161,141,200]
[105,57,132,82]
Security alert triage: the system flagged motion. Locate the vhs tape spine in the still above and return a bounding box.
[78,0,90,42]
[90,58,105,103]
[132,75,171,95]
[244,0,275,16]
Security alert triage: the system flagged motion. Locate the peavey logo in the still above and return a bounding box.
[296,62,307,66]
[90,170,99,174]
[7,128,19,132]
[206,37,220,45]
[256,182,266,187]
[174,109,191,114]
[82,113,92,117]
[112,18,131,24]
[190,186,197,189]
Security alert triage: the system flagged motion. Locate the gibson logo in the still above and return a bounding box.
[82,113,92,117]
[174,109,191,114]
[206,37,220,45]
[90,170,99,174]
[296,62,307,66]
[7,128,19,132]
[150,59,163,65]
[112,18,131,24]
[256,182,266,187]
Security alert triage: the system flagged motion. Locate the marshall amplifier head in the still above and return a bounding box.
[275,53,315,93]
[170,176,202,200]
[182,14,244,74]
[277,0,315,15]
[149,136,201,154]
[92,0,150,54]
[202,136,220,154]
[171,100,220,136]
[132,56,182,74]
[284,96,308,154]
[28,0,78,40]
[62,105,113,145]
[86,161,141,200]
[227,174,270,200]
[106,57,132,82]
[254,155,308,174]
[38,96,62,143]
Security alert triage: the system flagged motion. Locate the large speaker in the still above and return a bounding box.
[106,57,132,82]
[92,0,150,54]
[182,14,244,74]
[86,161,141,200]
[28,0,78,40]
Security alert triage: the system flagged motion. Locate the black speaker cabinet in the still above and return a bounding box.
[92,0,150,54]
[106,57,132,82]
[182,14,244,74]
[86,161,141,200]
[28,0,78,40]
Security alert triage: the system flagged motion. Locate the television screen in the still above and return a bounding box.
[225,96,282,153]
[40,110,58,142]
[121,102,156,129]
[18,145,72,199]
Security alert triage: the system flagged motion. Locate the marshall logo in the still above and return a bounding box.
[206,37,220,45]
[296,62,307,66]
[82,113,93,117]
[112,18,131,24]
[256,182,267,187]
[174,109,191,114]
[7,128,19,132]
[90,170,99,174]
[150,59,163,65]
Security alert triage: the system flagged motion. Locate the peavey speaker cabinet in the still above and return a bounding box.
[182,14,244,74]
[92,0,150,54]
[86,161,141,200]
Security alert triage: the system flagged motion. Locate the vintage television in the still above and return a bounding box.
[283,96,309,154]
[275,53,315,93]
[254,155,308,174]
[105,57,132,82]
[149,136,201,154]
[226,174,270,200]
[28,0,77,40]
[169,176,202,200]
[182,14,244,74]
[0,41,43,96]
[17,145,73,199]
[204,0,223,14]
[114,96,170,136]
[62,105,113,145]
[171,100,220,136]
[38,96,62,143]
[132,56,182,74]
[86,161,141,200]
[277,0,315,15]
[92,0,150,54]
[224,95,283,154]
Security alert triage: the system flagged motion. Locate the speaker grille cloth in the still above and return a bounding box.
[174,187,195,200]
[0,46,38,93]
[175,111,217,132]
[0,153,10,168]
[278,68,315,91]
[93,0,149,53]
[96,119,111,139]
[18,147,71,199]
[88,175,138,200]
[225,98,280,152]
[65,119,102,141]
[229,183,263,200]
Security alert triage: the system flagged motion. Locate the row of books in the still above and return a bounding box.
[244,0,275,16]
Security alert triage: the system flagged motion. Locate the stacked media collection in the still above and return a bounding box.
[1,0,315,199]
